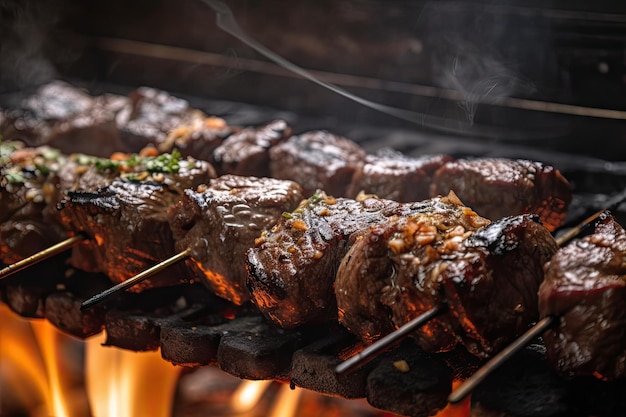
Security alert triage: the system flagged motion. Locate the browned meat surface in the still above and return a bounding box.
[0,81,130,157]
[168,175,303,305]
[337,206,556,358]
[269,131,366,197]
[0,142,67,263]
[539,214,626,380]
[212,120,291,177]
[246,192,434,328]
[335,193,490,348]
[347,148,452,202]
[117,87,221,155]
[431,158,572,231]
[58,153,215,290]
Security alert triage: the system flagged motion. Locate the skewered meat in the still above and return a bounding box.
[336,201,557,358]
[0,81,130,157]
[212,120,291,177]
[168,175,304,305]
[246,192,437,328]
[58,151,216,290]
[269,131,366,197]
[347,148,452,203]
[0,141,68,263]
[539,213,626,380]
[431,158,572,231]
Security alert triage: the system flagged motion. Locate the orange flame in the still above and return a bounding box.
[434,380,471,417]
[85,333,181,417]
[0,304,82,416]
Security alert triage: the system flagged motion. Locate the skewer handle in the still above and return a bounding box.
[335,304,447,375]
[80,248,192,310]
[0,234,85,281]
[447,315,556,404]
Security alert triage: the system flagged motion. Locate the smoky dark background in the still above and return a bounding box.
[1,0,626,161]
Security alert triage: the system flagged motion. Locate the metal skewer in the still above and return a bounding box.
[447,315,556,404]
[80,248,192,310]
[0,234,85,280]
[335,304,447,375]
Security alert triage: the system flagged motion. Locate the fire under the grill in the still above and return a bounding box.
[2,105,626,416]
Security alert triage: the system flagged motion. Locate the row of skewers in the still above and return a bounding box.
[1,81,624,408]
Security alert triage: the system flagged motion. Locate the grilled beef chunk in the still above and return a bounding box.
[0,81,130,157]
[269,131,366,197]
[540,214,626,380]
[0,142,68,263]
[59,153,215,290]
[337,206,557,358]
[247,192,427,328]
[117,87,228,156]
[212,120,291,177]
[168,175,303,305]
[431,158,572,231]
[347,148,452,202]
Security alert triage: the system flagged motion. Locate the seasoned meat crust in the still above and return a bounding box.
[0,142,67,263]
[167,175,303,305]
[269,131,366,197]
[58,154,215,290]
[337,209,556,359]
[247,192,410,328]
[540,214,626,380]
[431,158,572,231]
[347,148,452,202]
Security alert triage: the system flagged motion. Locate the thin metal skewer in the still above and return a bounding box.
[335,304,447,375]
[447,315,556,404]
[80,248,192,310]
[0,234,85,280]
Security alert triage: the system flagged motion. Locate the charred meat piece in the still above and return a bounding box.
[539,214,626,380]
[269,131,366,197]
[212,120,291,177]
[59,152,215,290]
[337,205,556,358]
[117,86,224,155]
[0,81,129,157]
[0,142,68,263]
[335,193,490,350]
[431,158,572,231]
[347,148,452,202]
[168,175,303,305]
[247,192,425,328]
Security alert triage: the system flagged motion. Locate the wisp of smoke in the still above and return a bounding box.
[200,0,544,140]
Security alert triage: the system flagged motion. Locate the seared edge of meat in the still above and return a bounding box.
[540,214,626,380]
[167,175,303,305]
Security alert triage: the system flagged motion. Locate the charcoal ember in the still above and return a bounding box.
[431,158,572,232]
[168,175,303,305]
[366,341,453,417]
[568,376,626,416]
[212,119,291,177]
[347,148,452,202]
[0,257,69,318]
[472,345,570,417]
[290,325,368,399]
[217,315,306,380]
[43,269,112,338]
[103,286,223,351]
[269,131,366,197]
